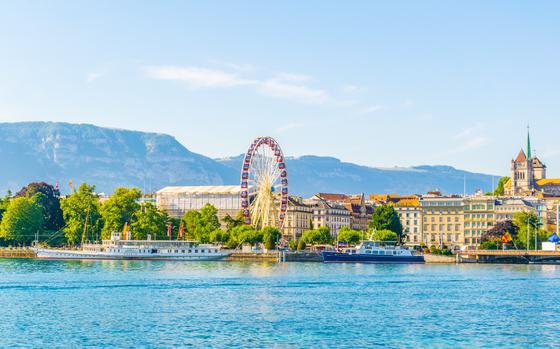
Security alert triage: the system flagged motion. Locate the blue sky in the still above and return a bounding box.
[1,1,559,176]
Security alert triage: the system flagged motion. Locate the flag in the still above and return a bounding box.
[179,222,184,239]
[167,224,172,239]
[501,232,512,243]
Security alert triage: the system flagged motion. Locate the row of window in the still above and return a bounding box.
[423,224,462,231]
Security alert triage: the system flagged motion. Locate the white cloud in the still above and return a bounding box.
[259,79,328,104]
[276,122,305,133]
[341,84,366,93]
[273,72,312,83]
[360,105,383,114]
[145,65,328,104]
[448,136,488,154]
[86,71,104,83]
[454,126,476,140]
[145,66,255,88]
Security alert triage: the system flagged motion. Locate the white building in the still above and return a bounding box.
[156,186,241,221]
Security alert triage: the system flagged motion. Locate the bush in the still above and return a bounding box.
[297,240,307,251]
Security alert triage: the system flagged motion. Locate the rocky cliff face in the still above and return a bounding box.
[0,122,497,196]
[0,122,235,194]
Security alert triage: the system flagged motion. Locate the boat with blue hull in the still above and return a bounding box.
[322,241,424,264]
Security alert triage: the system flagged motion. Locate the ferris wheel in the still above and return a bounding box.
[240,137,288,229]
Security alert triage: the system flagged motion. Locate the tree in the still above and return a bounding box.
[493,176,510,196]
[181,204,221,243]
[297,239,307,251]
[198,204,221,240]
[0,196,44,245]
[262,226,281,250]
[0,191,11,223]
[100,187,142,240]
[222,211,244,231]
[337,226,361,244]
[370,205,404,243]
[182,210,201,239]
[15,182,64,232]
[512,211,548,249]
[209,229,229,245]
[372,229,398,242]
[481,220,518,249]
[130,203,168,240]
[301,227,333,245]
[60,183,103,245]
[232,225,262,246]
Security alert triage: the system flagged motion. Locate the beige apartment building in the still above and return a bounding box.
[305,196,351,238]
[420,196,464,249]
[393,199,423,246]
[463,196,496,247]
[283,196,313,241]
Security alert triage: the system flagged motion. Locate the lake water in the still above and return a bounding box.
[0,260,559,348]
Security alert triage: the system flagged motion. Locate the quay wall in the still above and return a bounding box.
[423,254,457,264]
[225,252,279,262]
[0,247,36,258]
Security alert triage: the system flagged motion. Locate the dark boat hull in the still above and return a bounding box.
[322,251,425,264]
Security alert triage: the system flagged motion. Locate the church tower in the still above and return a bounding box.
[509,127,535,194]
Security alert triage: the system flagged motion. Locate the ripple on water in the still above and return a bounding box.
[0,260,558,348]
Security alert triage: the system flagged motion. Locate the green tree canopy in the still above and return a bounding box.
[181,204,221,243]
[222,211,244,231]
[0,191,11,223]
[372,229,398,242]
[337,226,362,244]
[182,210,201,239]
[301,227,333,245]
[262,226,281,250]
[100,187,142,240]
[15,182,64,232]
[130,203,168,240]
[61,183,103,245]
[513,211,547,249]
[370,205,404,243]
[231,225,262,246]
[493,176,510,196]
[0,196,44,245]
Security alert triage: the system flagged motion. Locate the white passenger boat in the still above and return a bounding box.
[35,232,231,261]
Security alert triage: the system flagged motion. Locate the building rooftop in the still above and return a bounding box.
[514,149,527,162]
[156,185,241,195]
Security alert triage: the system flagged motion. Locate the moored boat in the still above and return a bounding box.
[34,232,231,261]
[322,241,424,264]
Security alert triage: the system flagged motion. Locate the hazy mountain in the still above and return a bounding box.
[0,122,498,196]
[0,122,237,194]
[216,155,498,197]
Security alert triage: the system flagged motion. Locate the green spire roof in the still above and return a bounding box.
[527,125,532,159]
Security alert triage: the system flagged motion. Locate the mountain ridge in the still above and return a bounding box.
[0,121,499,196]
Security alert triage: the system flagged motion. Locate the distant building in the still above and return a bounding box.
[393,199,423,246]
[463,195,496,247]
[311,193,371,232]
[420,196,464,249]
[505,129,560,196]
[155,186,241,226]
[283,196,313,241]
[305,195,351,238]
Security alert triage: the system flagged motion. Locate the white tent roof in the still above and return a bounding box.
[156,185,241,195]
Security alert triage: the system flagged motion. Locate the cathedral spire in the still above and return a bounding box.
[527,124,532,160]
